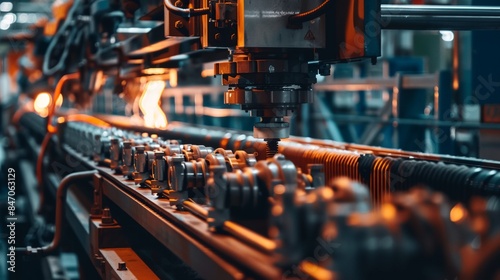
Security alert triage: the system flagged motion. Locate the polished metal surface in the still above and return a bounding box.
[238,0,326,48]
[381,4,500,30]
[7,1,500,279]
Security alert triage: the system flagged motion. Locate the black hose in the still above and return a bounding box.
[288,0,330,28]
[164,0,210,18]
[43,0,82,76]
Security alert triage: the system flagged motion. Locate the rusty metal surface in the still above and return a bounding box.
[61,139,281,279]
[100,248,160,280]
[100,173,281,279]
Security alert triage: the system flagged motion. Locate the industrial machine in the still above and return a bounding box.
[1,0,500,279]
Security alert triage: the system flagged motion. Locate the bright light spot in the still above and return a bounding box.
[169,69,178,87]
[0,21,10,30]
[0,2,13,12]
[381,203,397,220]
[18,13,28,23]
[143,68,166,75]
[28,14,37,23]
[440,31,454,42]
[139,80,167,128]
[34,92,63,117]
[169,54,189,61]
[450,203,466,223]
[3,13,17,24]
[201,69,213,78]
[55,94,63,107]
[35,92,52,108]
[34,92,52,117]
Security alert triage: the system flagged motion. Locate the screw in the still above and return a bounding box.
[265,139,279,158]
[117,262,127,271]
[174,20,184,29]
[230,34,236,41]
[215,33,221,40]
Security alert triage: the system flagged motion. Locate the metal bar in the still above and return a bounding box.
[223,221,277,253]
[312,114,500,130]
[314,96,344,141]
[358,99,393,146]
[100,248,160,280]
[313,74,436,92]
[100,177,248,280]
[381,5,500,30]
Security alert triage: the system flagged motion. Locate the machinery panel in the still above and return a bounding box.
[238,0,326,48]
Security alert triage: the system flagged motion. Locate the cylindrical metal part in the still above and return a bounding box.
[135,146,146,173]
[153,151,166,181]
[381,4,500,30]
[110,138,120,161]
[123,141,132,166]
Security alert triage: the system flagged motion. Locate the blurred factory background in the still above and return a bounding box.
[0,0,499,279]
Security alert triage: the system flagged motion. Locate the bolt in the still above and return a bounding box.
[215,33,221,40]
[268,65,275,73]
[155,151,165,159]
[136,146,145,153]
[117,262,127,271]
[230,34,236,41]
[123,141,131,148]
[174,20,184,29]
[265,139,280,158]
[101,208,114,225]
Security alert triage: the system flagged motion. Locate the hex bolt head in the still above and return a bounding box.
[174,20,184,29]
[101,208,114,225]
[117,262,127,271]
[155,151,165,159]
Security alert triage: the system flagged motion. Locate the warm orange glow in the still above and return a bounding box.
[322,187,334,200]
[299,260,335,280]
[169,69,178,87]
[143,68,167,75]
[34,92,63,117]
[381,203,397,221]
[139,80,168,129]
[201,69,214,78]
[450,203,466,223]
[271,205,283,216]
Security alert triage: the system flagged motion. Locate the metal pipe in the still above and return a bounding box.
[47,72,80,133]
[182,200,277,253]
[381,5,500,30]
[17,170,97,256]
